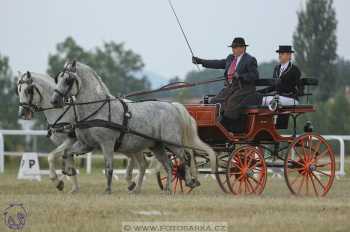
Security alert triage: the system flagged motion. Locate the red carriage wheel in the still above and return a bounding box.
[156,155,193,194]
[226,146,267,195]
[284,134,336,197]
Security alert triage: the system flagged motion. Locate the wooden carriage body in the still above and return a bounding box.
[186,104,315,145]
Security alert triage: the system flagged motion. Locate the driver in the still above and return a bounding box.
[192,37,259,132]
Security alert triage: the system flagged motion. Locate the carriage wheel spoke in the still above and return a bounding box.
[311,172,326,191]
[315,149,329,162]
[248,175,260,185]
[297,175,306,195]
[289,159,304,167]
[314,169,331,177]
[316,162,331,168]
[301,139,307,161]
[312,140,322,157]
[309,173,319,197]
[228,171,241,176]
[249,159,262,171]
[308,136,313,162]
[231,160,243,171]
[287,167,304,173]
[305,173,310,196]
[246,178,256,193]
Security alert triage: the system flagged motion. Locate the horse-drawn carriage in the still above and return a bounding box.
[157,78,336,197]
[17,61,335,196]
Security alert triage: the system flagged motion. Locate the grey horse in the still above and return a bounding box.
[17,71,80,193]
[50,61,216,194]
[16,71,146,193]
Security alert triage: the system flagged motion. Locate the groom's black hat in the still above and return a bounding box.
[276,45,294,53]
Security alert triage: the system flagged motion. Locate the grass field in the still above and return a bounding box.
[0,166,350,232]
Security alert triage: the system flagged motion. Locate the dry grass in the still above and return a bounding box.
[0,169,349,232]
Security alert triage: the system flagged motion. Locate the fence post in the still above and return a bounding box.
[0,133,4,173]
[337,137,346,176]
[86,152,92,174]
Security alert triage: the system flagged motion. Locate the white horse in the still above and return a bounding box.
[16,71,148,193]
[51,61,216,194]
[17,71,80,193]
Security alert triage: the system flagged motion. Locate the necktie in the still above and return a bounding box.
[227,57,237,84]
[279,63,288,77]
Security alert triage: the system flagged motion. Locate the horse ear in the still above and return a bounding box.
[26,71,31,78]
[71,60,77,72]
[54,73,59,84]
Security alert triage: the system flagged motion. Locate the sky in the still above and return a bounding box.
[0,0,349,81]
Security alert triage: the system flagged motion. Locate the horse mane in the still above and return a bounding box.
[73,61,113,97]
[20,72,55,90]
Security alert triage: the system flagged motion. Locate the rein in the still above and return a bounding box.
[125,76,225,98]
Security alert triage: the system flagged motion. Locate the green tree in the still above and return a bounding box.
[293,0,337,101]
[0,54,18,129]
[258,61,278,79]
[336,58,350,87]
[48,37,151,95]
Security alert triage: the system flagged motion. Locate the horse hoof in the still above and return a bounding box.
[193,179,201,187]
[104,189,112,195]
[69,188,80,194]
[56,180,64,191]
[128,188,141,194]
[186,179,200,188]
[128,182,136,191]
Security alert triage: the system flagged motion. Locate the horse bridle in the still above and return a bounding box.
[17,78,44,112]
[54,69,80,102]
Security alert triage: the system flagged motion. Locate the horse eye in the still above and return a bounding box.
[65,77,73,85]
[25,86,33,95]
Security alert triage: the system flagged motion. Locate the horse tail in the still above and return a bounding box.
[171,102,217,173]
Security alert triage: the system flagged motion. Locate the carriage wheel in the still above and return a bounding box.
[284,134,336,197]
[226,146,267,195]
[156,155,193,194]
[215,152,230,193]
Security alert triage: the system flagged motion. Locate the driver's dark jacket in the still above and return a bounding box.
[200,53,259,119]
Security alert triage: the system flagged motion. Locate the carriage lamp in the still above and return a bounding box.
[304,121,313,133]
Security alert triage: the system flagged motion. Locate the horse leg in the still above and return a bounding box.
[64,154,80,194]
[151,144,172,194]
[61,140,93,192]
[48,138,75,191]
[169,147,200,189]
[125,157,136,191]
[101,142,115,194]
[129,152,147,194]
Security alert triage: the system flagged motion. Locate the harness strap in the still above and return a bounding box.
[47,104,73,137]
[47,122,76,138]
[114,98,132,151]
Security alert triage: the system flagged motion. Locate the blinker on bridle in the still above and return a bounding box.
[17,72,44,112]
[54,67,80,102]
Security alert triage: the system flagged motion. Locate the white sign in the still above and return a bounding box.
[17,153,41,181]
